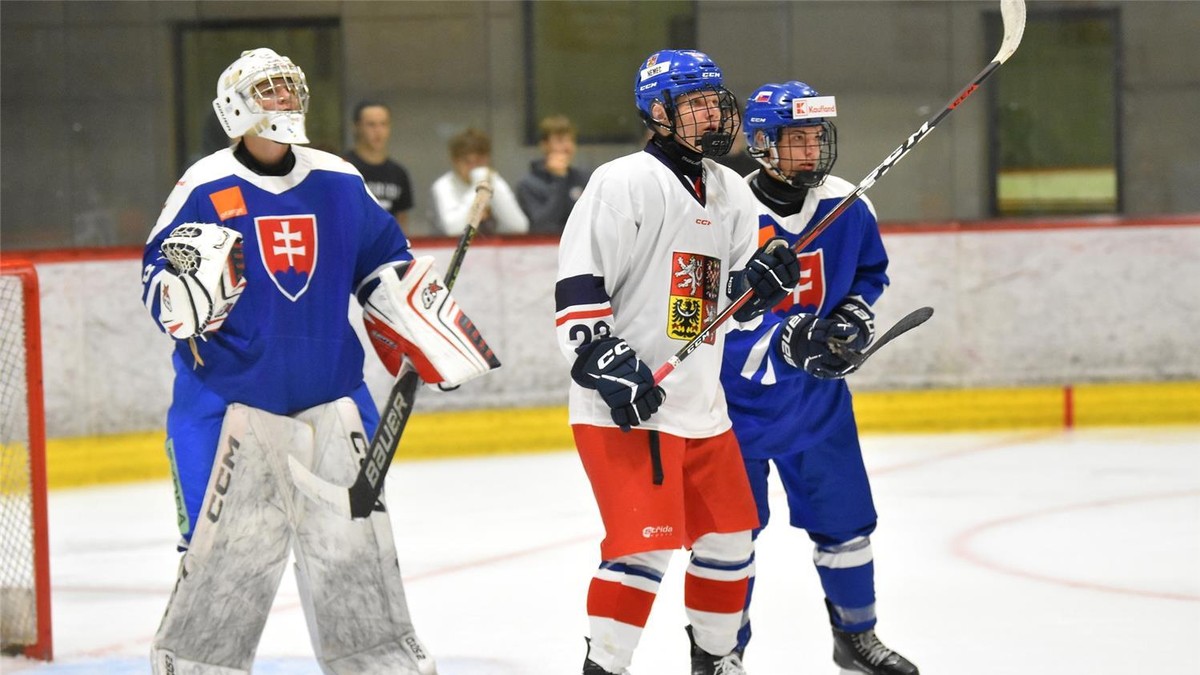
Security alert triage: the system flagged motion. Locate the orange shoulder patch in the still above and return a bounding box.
[209,186,248,221]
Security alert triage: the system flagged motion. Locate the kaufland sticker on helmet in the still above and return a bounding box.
[793,96,837,120]
[641,62,671,82]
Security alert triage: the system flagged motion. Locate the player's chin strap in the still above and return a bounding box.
[748,146,816,191]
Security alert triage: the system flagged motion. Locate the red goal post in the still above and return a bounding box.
[0,259,52,661]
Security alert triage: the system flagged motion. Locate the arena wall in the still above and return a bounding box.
[13,216,1199,486]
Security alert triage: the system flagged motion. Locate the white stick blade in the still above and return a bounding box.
[287,454,353,518]
[996,0,1027,64]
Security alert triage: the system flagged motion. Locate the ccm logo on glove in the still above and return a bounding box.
[571,337,666,431]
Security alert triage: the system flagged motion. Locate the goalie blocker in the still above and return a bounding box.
[360,256,500,388]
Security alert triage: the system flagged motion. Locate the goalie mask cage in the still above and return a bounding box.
[0,260,52,661]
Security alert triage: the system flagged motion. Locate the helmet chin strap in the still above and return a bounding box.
[753,146,818,190]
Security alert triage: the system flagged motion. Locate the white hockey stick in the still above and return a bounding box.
[653,0,1026,385]
[288,176,494,518]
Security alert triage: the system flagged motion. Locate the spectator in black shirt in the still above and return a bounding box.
[344,101,414,226]
[516,115,591,235]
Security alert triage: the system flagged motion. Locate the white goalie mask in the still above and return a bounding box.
[212,48,310,145]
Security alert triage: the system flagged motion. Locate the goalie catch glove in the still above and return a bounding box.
[361,256,501,388]
[729,238,801,322]
[571,337,666,431]
[156,222,247,340]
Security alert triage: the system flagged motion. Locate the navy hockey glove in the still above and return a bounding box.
[828,297,876,352]
[776,313,858,379]
[571,337,666,431]
[730,238,801,322]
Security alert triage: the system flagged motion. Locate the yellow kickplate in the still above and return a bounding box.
[43,383,1198,489]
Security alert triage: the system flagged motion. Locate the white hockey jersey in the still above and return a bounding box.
[555,145,760,438]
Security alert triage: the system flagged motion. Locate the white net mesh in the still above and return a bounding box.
[0,270,39,652]
[160,227,203,274]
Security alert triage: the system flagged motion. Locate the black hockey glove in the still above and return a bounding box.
[730,238,801,322]
[776,313,858,379]
[571,337,666,431]
[828,297,876,352]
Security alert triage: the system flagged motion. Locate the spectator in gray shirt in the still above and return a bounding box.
[517,115,591,235]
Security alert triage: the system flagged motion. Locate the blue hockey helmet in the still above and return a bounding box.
[634,49,740,158]
[744,81,838,188]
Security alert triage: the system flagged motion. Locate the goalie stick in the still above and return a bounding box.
[652,0,1026,385]
[831,306,934,375]
[288,176,494,518]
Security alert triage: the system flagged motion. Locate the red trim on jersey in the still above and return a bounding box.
[555,307,613,326]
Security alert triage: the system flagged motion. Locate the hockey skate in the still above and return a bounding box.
[686,626,747,675]
[583,658,629,675]
[832,627,919,675]
[582,638,630,675]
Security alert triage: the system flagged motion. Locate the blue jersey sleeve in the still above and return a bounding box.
[842,202,889,308]
[352,180,413,290]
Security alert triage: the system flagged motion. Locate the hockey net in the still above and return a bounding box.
[0,260,52,660]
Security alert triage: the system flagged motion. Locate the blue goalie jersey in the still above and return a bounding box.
[721,173,889,458]
[142,145,412,416]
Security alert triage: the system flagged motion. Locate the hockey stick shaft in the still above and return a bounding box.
[652,0,1025,385]
[289,177,494,518]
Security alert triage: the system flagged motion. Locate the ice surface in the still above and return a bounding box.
[3,427,1198,674]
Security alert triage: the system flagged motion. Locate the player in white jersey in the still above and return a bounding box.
[142,48,498,675]
[724,81,918,674]
[555,49,801,675]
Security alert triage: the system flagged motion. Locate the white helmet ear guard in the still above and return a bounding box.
[212,47,310,145]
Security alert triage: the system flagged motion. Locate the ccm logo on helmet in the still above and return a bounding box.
[695,219,711,226]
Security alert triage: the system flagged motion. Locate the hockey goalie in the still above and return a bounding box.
[139,48,498,675]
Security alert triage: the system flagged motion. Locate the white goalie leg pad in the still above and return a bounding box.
[361,256,500,388]
[157,222,247,339]
[151,404,303,674]
[151,648,250,675]
[288,398,436,675]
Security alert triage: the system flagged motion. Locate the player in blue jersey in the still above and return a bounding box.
[140,48,498,675]
[720,81,919,674]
